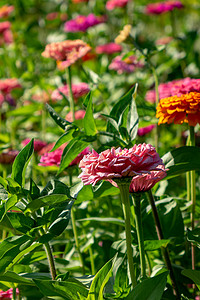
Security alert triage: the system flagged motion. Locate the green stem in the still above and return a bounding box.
[118,182,137,288]
[189,126,196,270]
[131,193,146,279]
[44,241,57,280]
[147,190,181,300]
[89,245,95,275]
[66,66,75,122]
[69,172,85,275]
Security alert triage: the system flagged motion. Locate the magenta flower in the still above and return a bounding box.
[129,165,167,193]
[0,21,13,45]
[70,147,90,166]
[65,110,86,122]
[96,43,122,55]
[22,139,47,153]
[0,150,19,165]
[145,78,200,103]
[137,125,156,136]
[106,0,129,10]
[0,288,19,299]
[79,144,164,187]
[145,1,184,15]
[0,78,21,94]
[64,14,106,32]
[109,55,144,74]
[51,83,90,101]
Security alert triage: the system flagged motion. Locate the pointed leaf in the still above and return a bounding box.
[11,139,34,186]
[181,270,200,290]
[50,130,76,152]
[83,92,97,136]
[126,271,168,300]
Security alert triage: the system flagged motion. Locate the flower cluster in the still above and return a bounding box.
[51,83,90,102]
[0,21,13,45]
[96,43,122,55]
[64,14,106,32]
[0,5,14,18]
[145,1,184,15]
[106,0,129,10]
[109,55,144,74]
[156,92,200,126]
[79,144,164,187]
[42,40,91,69]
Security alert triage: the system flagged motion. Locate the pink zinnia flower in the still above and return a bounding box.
[42,40,91,69]
[22,139,47,153]
[106,0,129,10]
[64,14,106,32]
[79,144,164,187]
[96,43,122,55]
[0,288,19,299]
[129,165,167,193]
[0,21,13,45]
[72,0,89,3]
[109,55,144,74]
[51,83,90,101]
[39,146,90,167]
[65,110,86,122]
[0,78,21,94]
[137,125,156,136]
[145,1,184,15]
[0,5,14,18]
[0,150,19,165]
[145,78,200,103]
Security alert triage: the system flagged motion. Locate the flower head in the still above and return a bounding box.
[0,78,21,94]
[129,164,167,193]
[145,1,184,15]
[0,288,19,299]
[0,150,19,165]
[79,144,164,187]
[109,54,144,74]
[138,125,156,136]
[51,83,90,101]
[156,92,200,126]
[22,139,47,153]
[65,110,86,122]
[115,24,132,44]
[156,36,173,45]
[106,0,129,10]
[96,43,122,55]
[42,40,91,69]
[64,14,106,32]
[72,0,89,3]
[0,21,13,45]
[0,5,14,18]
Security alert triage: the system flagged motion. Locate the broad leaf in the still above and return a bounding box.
[87,254,117,300]
[11,139,34,186]
[40,180,70,198]
[126,271,168,300]
[162,146,200,179]
[0,271,32,284]
[83,92,97,136]
[181,270,200,290]
[50,131,76,152]
[144,239,170,251]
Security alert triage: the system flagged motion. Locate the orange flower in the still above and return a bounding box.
[156,92,200,126]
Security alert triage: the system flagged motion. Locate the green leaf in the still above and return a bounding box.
[50,131,76,152]
[76,185,93,204]
[11,139,34,186]
[87,254,117,300]
[125,271,168,300]
[0,271,32,284]
[40,180,70,198]
[7,103,42,116]
[94,181,119,198]
[162,146,200,179]
[187,228,200,247]
[83,92,97,136]
[25,194,70,213]
[127,83,139,141]
[79,217,125,227]
[0,235,34,274]
[7,211,35,234]
[34,278,88,299]
[46,103,78,131]
[181,270,200,290]
[144,239,170,251]
[0,176,7,188]
[0,195,18,222]
[58,139,89,174]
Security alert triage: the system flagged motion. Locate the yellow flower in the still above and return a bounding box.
[115,24,132,44]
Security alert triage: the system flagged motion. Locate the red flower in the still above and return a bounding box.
[51,83,90,101]
[79,144,164,187]
[96,43,122,55]
[0,150,19,165]
[0,78,21,94]
[0,5,14,18]
[106,0,129,10]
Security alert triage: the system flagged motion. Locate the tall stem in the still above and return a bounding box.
[66,66,75,122]
[131,193,146,279]
[147,190,181,300]
[44,242,57,280]
[118,182,137,288]
[189,126,196,270]
[69,172,85,275]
